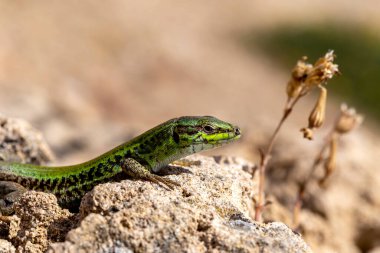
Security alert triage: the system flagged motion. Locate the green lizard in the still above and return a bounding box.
[0,116,241,215]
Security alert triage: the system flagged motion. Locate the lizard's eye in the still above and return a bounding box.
[203,125,215,134]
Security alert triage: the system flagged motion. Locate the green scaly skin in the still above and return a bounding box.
[0,116,241,214]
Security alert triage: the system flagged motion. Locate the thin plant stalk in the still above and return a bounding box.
[292,104,362,229]
[292,129,334,229]
[254,50,339,222]
[254,93,303,221]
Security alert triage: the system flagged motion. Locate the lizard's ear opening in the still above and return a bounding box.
[173,131,180,144]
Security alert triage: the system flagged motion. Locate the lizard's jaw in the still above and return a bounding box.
[197,126,241,145]
[189,126,241,152]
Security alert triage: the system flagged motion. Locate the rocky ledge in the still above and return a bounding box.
[0,116,311,252]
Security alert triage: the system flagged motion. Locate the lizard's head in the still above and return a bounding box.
[172,116,241,152]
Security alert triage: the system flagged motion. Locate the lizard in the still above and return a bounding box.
[0,116,241,215]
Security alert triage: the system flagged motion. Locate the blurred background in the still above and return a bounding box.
[0,1,379,252]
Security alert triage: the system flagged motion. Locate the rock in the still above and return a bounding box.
[10,191,75,253]
[79,156,256,219]
[369,247,380,253]
[0,115,54,165]
[48,155,311,253]
[0,115,311,252]
[0,239,15,253]
[0,115,74,252]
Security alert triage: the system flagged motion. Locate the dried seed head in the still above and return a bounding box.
[304,50,339,89]
[319,136,338,186]
[286,51,338,100]
[287,57,313,99]
[300,127,314,140]
[335,103,364,134]
[300,86,327,140]
[308,86,327,129]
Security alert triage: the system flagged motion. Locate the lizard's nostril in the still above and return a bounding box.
[234,127,241,136]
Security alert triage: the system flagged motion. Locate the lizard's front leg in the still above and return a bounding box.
[122,158,180,190]
[0,181,27,216]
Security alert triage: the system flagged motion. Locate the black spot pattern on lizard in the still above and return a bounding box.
[60,177,67,189]
[84,183,93,191]
[52,178,60,191]
[29,178,40,190]
[37,180,44,190]
[18,178,28,188]
[173,132,180,144]
[54,190,62,200]
[78,171,87,185]
[138,143,148,154]
[64,189,74,199]
[95,163,104,178]
[114,155,122,164]
[147,154,154,162]
[70,175,78,184]
[87,167,95,182]
[35,179,45,190]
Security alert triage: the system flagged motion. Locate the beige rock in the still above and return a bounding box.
[0,115,311,252]
[0,115,54,165]
[0,115,74,252]
[369,247,380,253]
[48,155,311,253]
[11,192,74,253]
[0,239,15,253]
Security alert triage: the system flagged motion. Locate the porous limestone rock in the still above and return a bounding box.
[0,115,311,252]
[48,156,311,253]
[0,239,15,253]
[0,115,54,164]
[11,192,74,252]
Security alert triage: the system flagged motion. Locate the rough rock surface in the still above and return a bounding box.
[10,192,74,253]
[0,239,15,253]
[48,155,311,253]
[0,115,74,252]
[0,115,54,165]
[0,115,312,252]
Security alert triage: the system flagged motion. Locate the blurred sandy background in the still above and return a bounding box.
[0,1,380,252]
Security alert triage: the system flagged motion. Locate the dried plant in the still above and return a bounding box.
[254,51,339,221]
[293,104,363,229]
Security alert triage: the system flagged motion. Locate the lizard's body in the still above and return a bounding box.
[0,116,240,214]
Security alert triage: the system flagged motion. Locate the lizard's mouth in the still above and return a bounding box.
[196,126,241,145]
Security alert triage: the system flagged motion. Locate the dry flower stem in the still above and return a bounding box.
[320,135,337,186]
[255,95,303,221]
[293,104,363,229]
[292,129,335,229]
[256,51,338,222]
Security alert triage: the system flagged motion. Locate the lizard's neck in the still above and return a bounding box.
[118,120,183,172]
